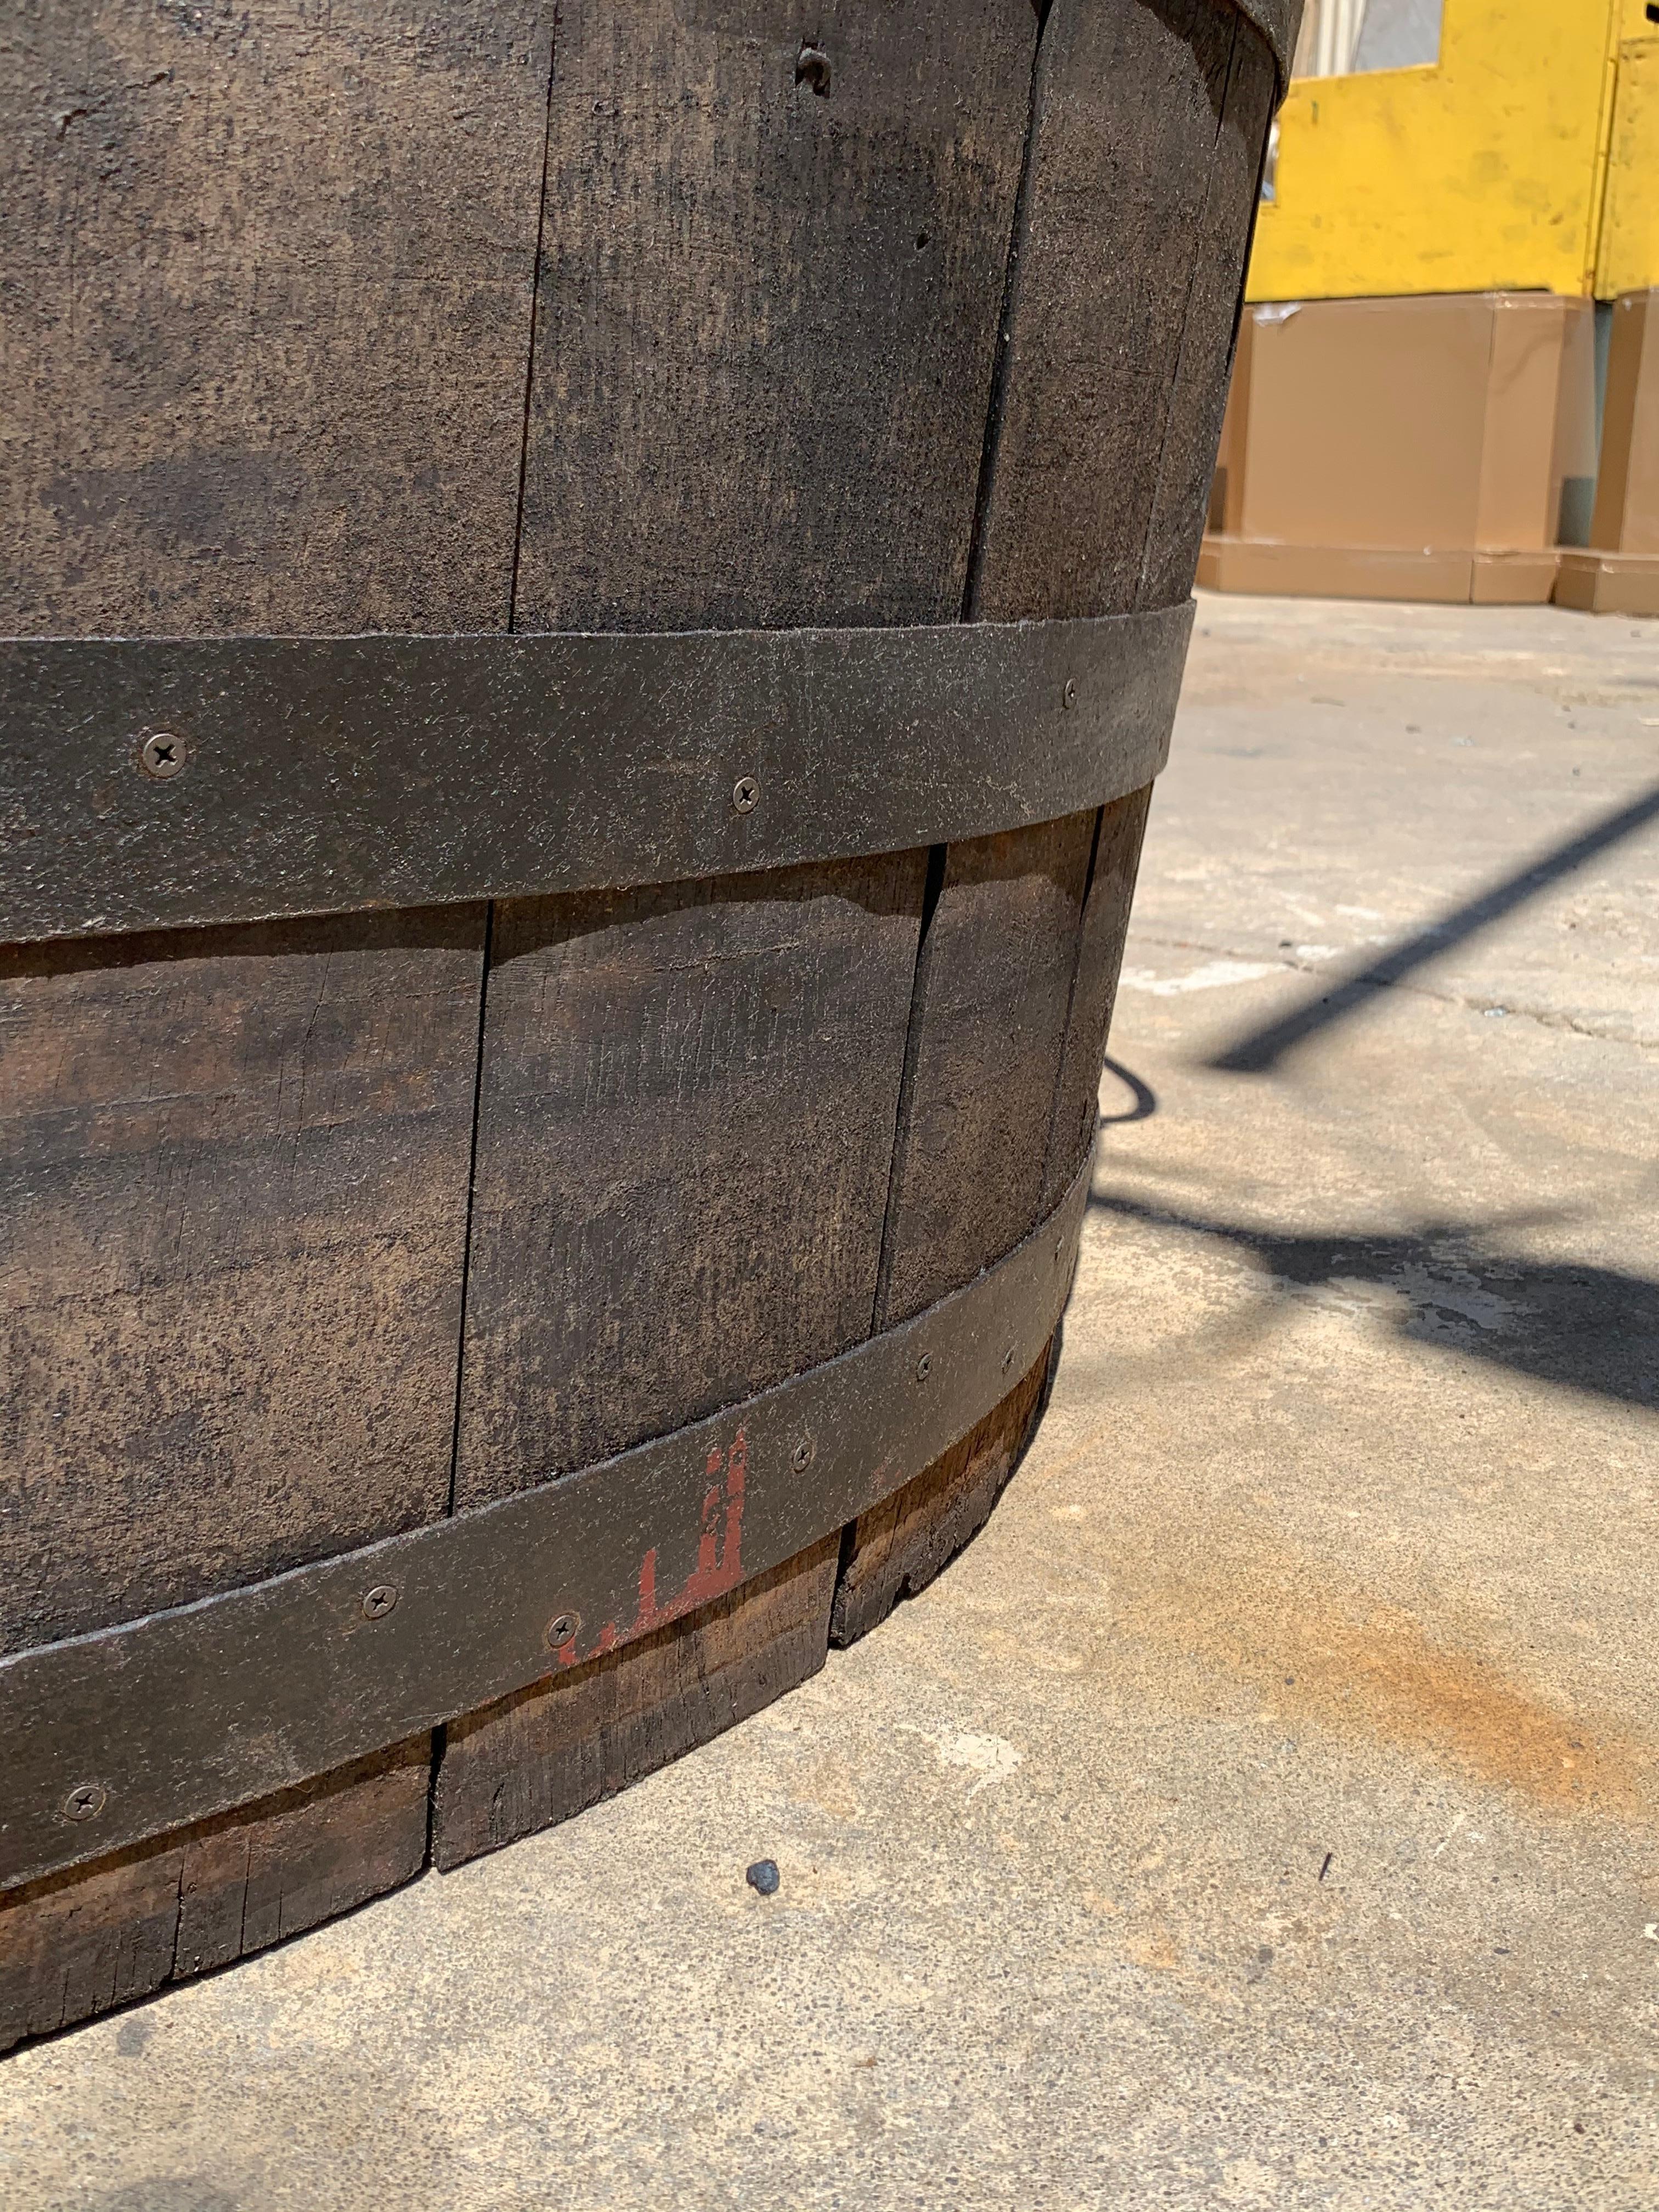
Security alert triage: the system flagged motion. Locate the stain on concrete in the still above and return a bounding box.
[1120,1534,1651,1819]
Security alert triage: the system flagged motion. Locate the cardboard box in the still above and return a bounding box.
[1556,287,1659,616]
[1203,291,1594,605]
[1555,550,1659,613]
[1197,540,1562,604]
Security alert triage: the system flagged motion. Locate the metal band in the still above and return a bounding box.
[1231,0,1302,94]
[0,1148,1094,1893]
[0,606,1190,947]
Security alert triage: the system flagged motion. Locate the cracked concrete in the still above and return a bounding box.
[2,593,1655,2210]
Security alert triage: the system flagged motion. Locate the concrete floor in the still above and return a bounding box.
[5,595,1657,2210]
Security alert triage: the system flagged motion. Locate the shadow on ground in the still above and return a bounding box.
[1205,777,1659,1075]
[1087,1188,1658,1409]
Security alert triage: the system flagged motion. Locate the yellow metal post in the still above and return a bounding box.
[1596,3,1659,297]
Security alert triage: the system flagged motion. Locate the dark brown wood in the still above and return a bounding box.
[839,0,1276,1611]
[1137,27,1279,611]
[435,1541,840,1869]
[0,0,1282,2041]
[968,0,1251,624]
[0,0,552,2036]
[1,0,551,636]
[1,1168,1090,1897]
[1043,785,1156,1205]
[874,815,1095,1327]
[514,0,1038,635]
[831,1345,1052,1647]
[0,909,485,1655]
[429,0,1045,1869]
[882,0,1271,1299]
[0,1740,428,2053]
[453,860,926,1498]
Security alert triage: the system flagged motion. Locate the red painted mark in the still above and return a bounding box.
[552,1428,749,1669]
[685,1426,746,1610]
[693,1482,722,1585]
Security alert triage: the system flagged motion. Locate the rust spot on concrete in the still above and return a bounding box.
[1124,1538,1651,1820]
[1123,1931,1182,1972]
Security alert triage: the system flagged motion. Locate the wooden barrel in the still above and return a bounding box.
[0,0,1293,2046]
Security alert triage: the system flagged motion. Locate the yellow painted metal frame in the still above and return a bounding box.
[1247,0,1633,303]
[1598,16,1659,296]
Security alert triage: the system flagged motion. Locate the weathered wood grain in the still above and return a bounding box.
[1137,22,1278,610]
[454,859,926,1499]
[1042,785,1155,1204]
[1,0,552,2032]
[0,1741,429,2055]
[873,0,1257,1323]
[515,0,1037,634]
[873,816,1094,1327]
[433,859,924,1870]
[1,0,551,635]
[1,0,1281,2014]
[831,1347,1052,1647]
[844,0,1277,1607]
[0,909,486,1652]
[967,0,1248,623]
[432,0,1045,1867]
[435,1540,839,1870]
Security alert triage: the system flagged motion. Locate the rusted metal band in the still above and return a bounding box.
[0,1146,1096,1893]
[0,605,1191,947]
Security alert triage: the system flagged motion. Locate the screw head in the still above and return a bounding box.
[61,1782,106,1823]
[732,775,760,815]
[791,1438,814,1472]
[546,1611,582,1650]
[362,1584,398,1621]
[915,1352,932,1383]
[138,731,186,779]
[794,42,831,95]
[1062,678,1077,710]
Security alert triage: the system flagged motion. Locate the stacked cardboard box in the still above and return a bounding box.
[1555,289,1659,616]
[1200,292,1594,605]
